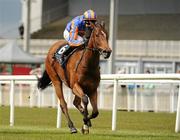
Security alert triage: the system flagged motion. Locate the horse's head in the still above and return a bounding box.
[89,21,112,59]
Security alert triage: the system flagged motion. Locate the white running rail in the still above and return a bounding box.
[100,74,180,133]
[0,75,37,126]
[0,74,180,132]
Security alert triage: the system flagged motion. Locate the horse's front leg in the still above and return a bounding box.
[72,83,90,134]
[88,91,99,122]
[73,95,92,127]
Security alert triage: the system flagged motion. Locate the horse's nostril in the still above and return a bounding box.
[102,50,111,59]
[107,50,112,55]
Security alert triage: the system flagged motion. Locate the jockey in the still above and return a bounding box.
[62,9,97,55]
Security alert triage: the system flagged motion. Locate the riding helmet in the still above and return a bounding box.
[83,10,97,21]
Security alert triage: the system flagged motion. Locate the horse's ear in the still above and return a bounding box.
[101,21,105,28]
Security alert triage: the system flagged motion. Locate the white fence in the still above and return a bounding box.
[0,74,180,132]
[100,74,180,133]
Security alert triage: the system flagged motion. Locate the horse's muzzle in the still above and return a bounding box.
[102,50,112,59]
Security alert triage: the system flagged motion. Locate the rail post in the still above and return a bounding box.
[56,100,62,128]
[175,83,180,132]
[10,80,15,126]
[112,79,118,131]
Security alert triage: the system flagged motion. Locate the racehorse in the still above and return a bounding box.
[38,22,112,134]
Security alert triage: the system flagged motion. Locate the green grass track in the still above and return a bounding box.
[0,106,180,140]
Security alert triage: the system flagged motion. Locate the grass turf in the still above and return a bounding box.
[0,106,180,140]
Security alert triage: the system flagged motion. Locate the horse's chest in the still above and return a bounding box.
[79,73,100,94]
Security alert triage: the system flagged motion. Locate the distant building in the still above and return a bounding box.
[22,0,68,33]
[22,0,180,33]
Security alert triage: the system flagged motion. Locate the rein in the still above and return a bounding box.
[85,46,102,54]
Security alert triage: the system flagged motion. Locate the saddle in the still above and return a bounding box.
[54,44,83,68]
[54,34,89,68]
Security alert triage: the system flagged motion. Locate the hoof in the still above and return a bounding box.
[81,124,89,134]
[87,120,92,127]
[70,127,77,134]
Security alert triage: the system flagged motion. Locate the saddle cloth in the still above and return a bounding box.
[54,44,78,68]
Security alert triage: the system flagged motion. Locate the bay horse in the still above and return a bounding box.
[38,22,112,134]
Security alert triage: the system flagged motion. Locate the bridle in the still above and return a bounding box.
[84,23,106,56]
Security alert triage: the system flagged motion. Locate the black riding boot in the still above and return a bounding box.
[63,45,71,56]
[54,45,70,65]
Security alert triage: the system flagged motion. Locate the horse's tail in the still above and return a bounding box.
[37,70,51,90]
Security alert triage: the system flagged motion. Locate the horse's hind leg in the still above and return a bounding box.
[53,81,77,133]
[46,65,77,133]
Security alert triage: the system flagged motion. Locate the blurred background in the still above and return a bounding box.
[0,0,180,75]
[0,0,180,111]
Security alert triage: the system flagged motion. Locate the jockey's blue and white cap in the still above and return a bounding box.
[83,10,97,21]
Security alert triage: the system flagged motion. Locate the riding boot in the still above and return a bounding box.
[63,45,71,56]
[60,45,70,65]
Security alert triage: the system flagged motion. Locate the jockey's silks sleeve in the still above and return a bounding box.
[69,24,78,40]
[64,15,85,46]
[69,21,83,46]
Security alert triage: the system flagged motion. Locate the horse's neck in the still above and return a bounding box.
[82,42,100,69]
